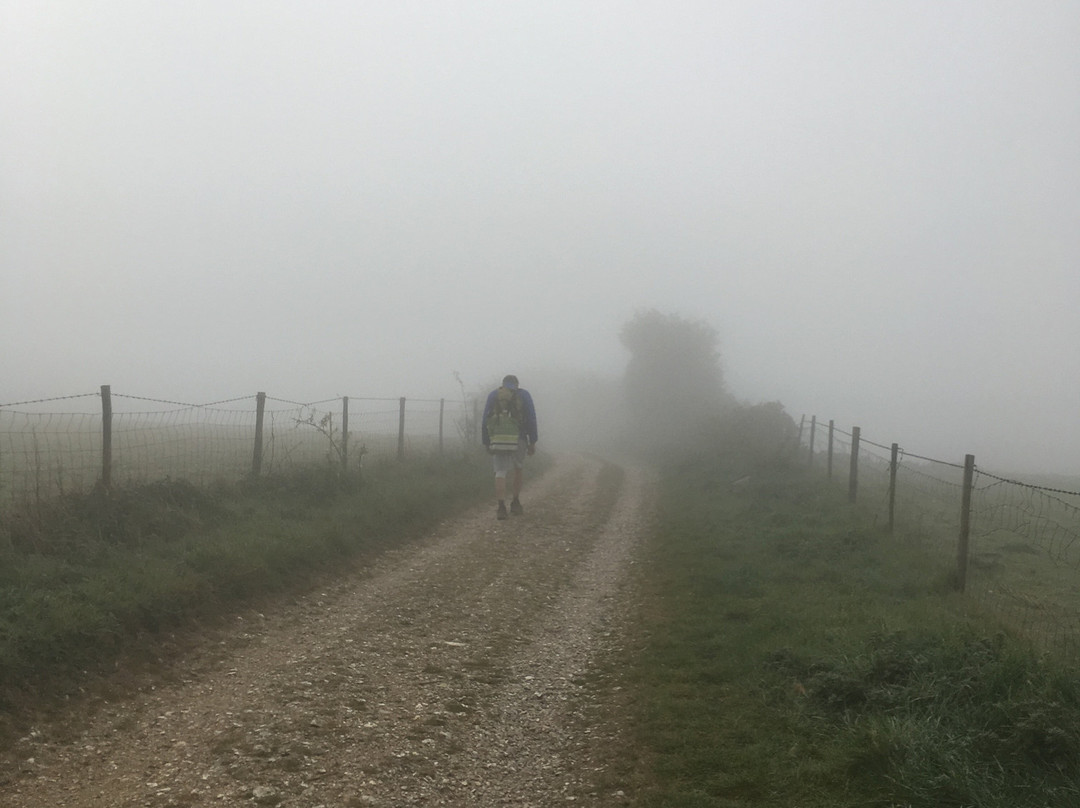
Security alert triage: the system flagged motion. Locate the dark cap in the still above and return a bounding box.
[502,374,519,389]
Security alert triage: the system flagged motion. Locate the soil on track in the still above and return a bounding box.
[2,453,654,807]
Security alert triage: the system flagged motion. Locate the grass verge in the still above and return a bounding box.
[0,450,526,744]
[627,456,1080,807]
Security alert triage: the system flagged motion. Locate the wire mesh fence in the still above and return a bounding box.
[0,389,476,513]
[0,408,103,506]
[799,415,1080,662]
[967,472,1080,660]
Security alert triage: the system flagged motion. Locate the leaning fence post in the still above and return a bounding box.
[100,384,113,491]
[888,443,899,534]
[808,415,817,467]
[252,392,266,478]
[341,396,349,472]
[848,426,860,503]
[397,397,406,461]
[956,454,976,592]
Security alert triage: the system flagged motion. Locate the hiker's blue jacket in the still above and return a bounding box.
[481,387,538,446]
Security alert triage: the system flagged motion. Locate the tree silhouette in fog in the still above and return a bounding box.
[619,309,728,452]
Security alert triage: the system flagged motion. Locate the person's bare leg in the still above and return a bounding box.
[509,468,524,514]
[494,474,508,519]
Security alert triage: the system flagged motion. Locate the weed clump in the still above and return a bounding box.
[770,630,1080,787]
[2,479,231,555]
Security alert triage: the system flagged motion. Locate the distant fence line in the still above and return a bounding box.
[0,386,476,509]
[797,414,1080,661]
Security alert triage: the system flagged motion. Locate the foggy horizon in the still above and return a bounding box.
[2,2,1078,476]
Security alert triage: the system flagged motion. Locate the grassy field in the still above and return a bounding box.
[625,453,1080,807]
[0,449,502,745]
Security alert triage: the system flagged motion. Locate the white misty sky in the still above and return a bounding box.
[1,1,1078,473]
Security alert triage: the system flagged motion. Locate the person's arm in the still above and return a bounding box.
[522,390,538,446]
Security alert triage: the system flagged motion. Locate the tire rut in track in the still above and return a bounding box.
[2,453,651,807]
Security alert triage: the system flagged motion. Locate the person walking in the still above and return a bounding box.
[481,374,538,520]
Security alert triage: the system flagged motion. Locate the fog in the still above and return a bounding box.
[2,2,1078,475]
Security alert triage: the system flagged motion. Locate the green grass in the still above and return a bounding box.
[0,450,513,735]
[628,457,1080,807]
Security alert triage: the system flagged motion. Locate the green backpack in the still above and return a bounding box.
[487,386,523,452]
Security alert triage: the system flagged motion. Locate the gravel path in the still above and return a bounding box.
[2,453,654,807]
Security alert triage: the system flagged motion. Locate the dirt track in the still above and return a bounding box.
[2,454,654,807]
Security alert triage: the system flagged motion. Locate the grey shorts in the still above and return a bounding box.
[491,439,526,478]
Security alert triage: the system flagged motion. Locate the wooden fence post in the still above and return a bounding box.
[827,420,835,481]
[888,443,899,534]
[341,396,349,472]
[438,398,445,456]
[848,426,860,504]
[251,392,266,478]
[808,415,817,467]
[397,397,406,461]
[956,454,976,592]
[100,384,112,491]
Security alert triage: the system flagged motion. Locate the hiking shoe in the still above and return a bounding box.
[496,502,508,520]
[510,499,523,516]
